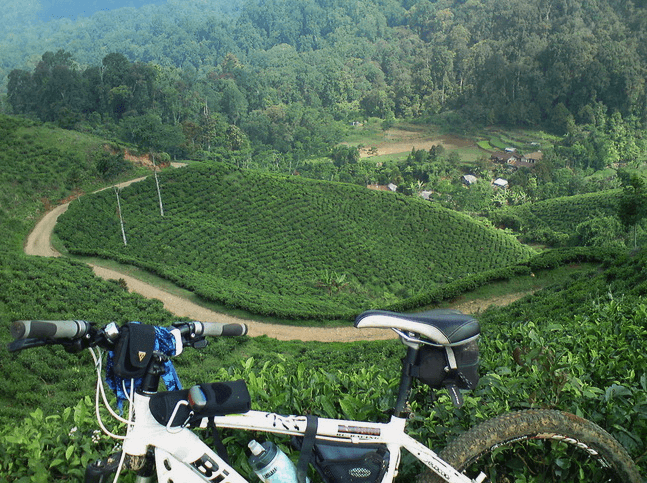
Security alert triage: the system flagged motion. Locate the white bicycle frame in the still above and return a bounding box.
[121,391,477,483]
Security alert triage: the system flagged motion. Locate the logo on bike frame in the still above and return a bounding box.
[337,425,381,437]
[192,454,230,481]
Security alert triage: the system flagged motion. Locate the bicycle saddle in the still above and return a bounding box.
[355,309,480,345]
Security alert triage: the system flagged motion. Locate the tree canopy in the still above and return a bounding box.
[2,0,647,131]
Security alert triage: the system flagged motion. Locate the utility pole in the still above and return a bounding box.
[114,187,127,246]
[152,154,164,217]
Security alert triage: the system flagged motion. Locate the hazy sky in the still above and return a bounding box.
[37,0,169,21]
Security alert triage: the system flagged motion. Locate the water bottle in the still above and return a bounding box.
[248,439,310,483]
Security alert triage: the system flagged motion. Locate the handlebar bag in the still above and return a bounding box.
[112,322,156,379]
[150,380,251,428]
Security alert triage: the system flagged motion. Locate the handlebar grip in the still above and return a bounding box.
[197,322,248,337]
[11,320,91,341]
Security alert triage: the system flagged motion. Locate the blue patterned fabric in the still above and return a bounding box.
[106,323,182,409]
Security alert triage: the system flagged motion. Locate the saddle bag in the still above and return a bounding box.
[411,338,479,391]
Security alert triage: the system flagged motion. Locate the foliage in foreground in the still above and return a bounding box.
[1,287,646,481]
[1,249,646,480]
[0,254,178,422]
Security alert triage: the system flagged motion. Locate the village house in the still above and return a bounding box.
[523,151,543,163]
[490,150,542,170]
[491,151,518,164]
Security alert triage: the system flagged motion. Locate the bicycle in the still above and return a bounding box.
[7,309,641,483]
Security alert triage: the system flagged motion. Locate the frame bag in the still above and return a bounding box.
[293,439,389,483]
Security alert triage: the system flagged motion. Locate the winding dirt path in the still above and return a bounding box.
[23,175,396,341]
[24,170,526,342]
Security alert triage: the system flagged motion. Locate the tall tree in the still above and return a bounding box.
[617,170,647,248]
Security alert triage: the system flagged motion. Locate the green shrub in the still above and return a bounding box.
[0,397,123,482]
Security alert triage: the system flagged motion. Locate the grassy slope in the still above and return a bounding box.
[55,162,535,319]
[0,114,142,252]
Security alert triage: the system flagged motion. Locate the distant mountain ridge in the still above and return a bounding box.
[2,0,646,132]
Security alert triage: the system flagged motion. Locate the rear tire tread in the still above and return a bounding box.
[421,409,640,483]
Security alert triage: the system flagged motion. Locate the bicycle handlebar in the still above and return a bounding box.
[8,319,247,355]
[11,320,91,341]
[195,321,248,337]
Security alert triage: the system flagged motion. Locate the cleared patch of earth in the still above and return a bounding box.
[358,127,475,158]
[24,164,526,342]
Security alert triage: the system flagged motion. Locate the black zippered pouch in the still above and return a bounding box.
[112,322,156,379]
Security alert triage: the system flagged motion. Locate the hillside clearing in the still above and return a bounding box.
[356,126,475,158]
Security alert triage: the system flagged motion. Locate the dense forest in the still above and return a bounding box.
[2,0,647,170]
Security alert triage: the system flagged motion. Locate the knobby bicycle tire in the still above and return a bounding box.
[421,409,640,483]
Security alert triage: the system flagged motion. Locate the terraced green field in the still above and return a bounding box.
[56,163,535,319]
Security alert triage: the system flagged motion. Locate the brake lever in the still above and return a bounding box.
[63,338,88,353]
[7,338,51,353]
[172,321,208,349]
[188,337,208,349]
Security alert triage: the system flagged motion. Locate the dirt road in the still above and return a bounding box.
[23,170,524,342]
[23,176,396,341]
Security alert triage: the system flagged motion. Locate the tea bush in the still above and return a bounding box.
[0,397,124,482]
[56,163,535,319]
[490,190,623,246]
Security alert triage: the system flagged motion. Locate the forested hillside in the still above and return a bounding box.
[2,0,647,167]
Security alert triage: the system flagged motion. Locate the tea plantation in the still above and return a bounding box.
[0,116,644,480]
[491,190,623,246]
[56,163,535,319]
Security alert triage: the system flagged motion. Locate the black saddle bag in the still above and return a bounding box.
[412,339,480,391]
